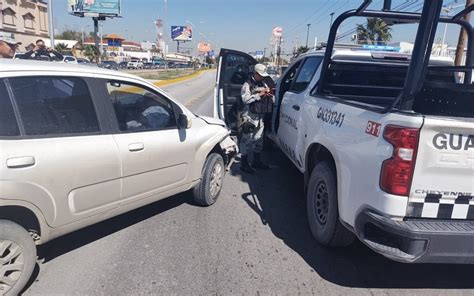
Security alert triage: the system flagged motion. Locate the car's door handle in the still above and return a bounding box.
[292,104,300,111]
[6,156,36,168]
[128,142,145,152]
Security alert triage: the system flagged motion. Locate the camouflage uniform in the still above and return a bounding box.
[240,78,270,156]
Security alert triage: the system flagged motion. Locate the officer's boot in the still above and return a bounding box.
[240,155,255,174]
[253,153,270,170]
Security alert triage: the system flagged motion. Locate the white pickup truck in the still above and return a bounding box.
[215,2,474,264]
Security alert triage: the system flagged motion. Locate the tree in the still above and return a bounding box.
[55,29,95,45]
[257,57,271,64]
[294,46,310,57]
[55,43,68,54]
[356,18,392,45]
[83,45,98,63]
[55,29,82,41]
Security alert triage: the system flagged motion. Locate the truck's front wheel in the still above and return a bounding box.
[307,162,354,247]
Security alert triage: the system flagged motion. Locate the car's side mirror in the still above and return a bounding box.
[178,113,192,129]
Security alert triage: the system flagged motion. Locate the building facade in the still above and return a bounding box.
[0,0,49,51]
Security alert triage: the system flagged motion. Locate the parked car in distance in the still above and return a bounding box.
[0,59,237,295]
[143,62,154,69]
[62,55,78,64]
[98,60,119,70]
[76,58,91,65]
[118,61,129,69]
[128,60,144,69]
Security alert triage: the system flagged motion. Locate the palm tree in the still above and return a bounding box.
[55,43,69,54]
[356,18,392,45]
[294,46,310,57]
[83,45,98,63]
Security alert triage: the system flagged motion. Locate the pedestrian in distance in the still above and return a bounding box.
[239,63,274,174]
[0,32,21,59]
[22,39,64,61]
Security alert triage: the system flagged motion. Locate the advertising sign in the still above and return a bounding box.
[255,50,264,59]
[171,26,193,41]
[198,42,211,53]
[68,0,121,17]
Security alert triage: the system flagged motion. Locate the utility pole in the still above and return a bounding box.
[455,0,474,66]
[305,23,311,48]
[263,47,267,59]
[48,0,55,48]
[93,17,99,62]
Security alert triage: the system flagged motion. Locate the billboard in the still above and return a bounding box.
[198,42,211,53]
[68,0,121,17]
[171,26,193,42]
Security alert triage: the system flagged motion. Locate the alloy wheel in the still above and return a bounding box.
[0,240,24,295]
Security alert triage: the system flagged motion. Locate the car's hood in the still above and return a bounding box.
[197,115,226,127]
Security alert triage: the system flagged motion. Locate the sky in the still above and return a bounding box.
[52,0,467,55]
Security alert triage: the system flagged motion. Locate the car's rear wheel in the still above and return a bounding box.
[193,153,225,206]
[0,220,37,296]
[307,162,355,247]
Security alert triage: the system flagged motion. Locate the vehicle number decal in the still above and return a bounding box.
[366,121,382,137]
[317,107,345,128]
[281,112,298,131]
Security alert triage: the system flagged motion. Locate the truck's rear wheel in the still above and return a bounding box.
[307,162,354,247]
[0,220,37,296]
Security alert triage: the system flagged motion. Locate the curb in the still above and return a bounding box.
[153,69,214,87]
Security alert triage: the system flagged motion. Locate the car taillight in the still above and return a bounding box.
[380,125,420,196]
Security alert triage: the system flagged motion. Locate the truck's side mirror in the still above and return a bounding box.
[178,113,192,129]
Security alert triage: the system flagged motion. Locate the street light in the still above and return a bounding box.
[441,4,465,55]
[82,24,91,46]
[306,23,311,48]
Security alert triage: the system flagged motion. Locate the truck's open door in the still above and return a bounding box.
[214,49,257,133]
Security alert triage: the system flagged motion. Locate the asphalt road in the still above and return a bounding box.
[25,70,474,295]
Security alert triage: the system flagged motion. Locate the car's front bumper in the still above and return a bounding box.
[219,135,238,170]
[355,210,474,264]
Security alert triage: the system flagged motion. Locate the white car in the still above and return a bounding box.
[128,60,143,69]
[62,55,78,64]
[0,59,237,295]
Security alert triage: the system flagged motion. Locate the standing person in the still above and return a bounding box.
[239,64,273,174]
[0,32,21,59]
[68,0,76,12]
[22,39,64,61]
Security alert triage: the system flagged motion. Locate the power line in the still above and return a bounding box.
[336,0,420,42]
[288,1,332,34]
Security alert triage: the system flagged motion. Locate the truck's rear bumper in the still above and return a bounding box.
[355,210,474,264]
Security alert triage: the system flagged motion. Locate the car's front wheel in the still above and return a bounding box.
[0,220,37,296]
[193,153,225,206]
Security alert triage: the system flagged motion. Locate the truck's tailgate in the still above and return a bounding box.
[407,117,474,219]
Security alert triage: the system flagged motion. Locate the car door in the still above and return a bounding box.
[1,76,121,227]
[214,49,257,132]
[277,56,324,169]
[102,79,193,205]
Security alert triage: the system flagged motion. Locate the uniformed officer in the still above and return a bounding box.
[240,64,273,174]
[0,32,21,59]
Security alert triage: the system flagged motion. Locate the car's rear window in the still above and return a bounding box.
[0,80,20,137]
